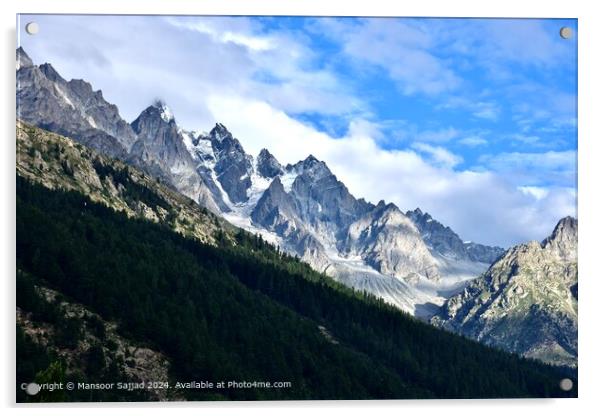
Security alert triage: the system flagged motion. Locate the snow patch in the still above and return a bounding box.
[222,211,282,247]
[85,115,97,129]
[180,129,215,165]
[54,85,75,108]
[280,170,298,193]
[179,130,197,156]
[196,138,214,157]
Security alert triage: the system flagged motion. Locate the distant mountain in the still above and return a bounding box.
[406,208,504,264]
[431,217,578,367]
[16,47,510,316]
[345,202,440,283]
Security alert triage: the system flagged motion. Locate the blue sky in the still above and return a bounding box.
[18,15,577,246]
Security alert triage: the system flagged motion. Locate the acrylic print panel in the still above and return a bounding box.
[16,14,577,402]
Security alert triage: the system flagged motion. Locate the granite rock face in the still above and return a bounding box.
[129,103,221,213]
[252,177,301,234]
[346,203,440,282]
[130,102,194,172]
[17,48,137,157]
[256,148,284,179]
[206,123,254,204]
[431,217,578,367]
[287,155,373,233]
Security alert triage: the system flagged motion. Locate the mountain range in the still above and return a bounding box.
[16,47,577,366]
[16,125,575,399]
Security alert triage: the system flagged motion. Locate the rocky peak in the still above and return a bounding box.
[268,175,285,191]
[431,216,578,367]
[464,242,505,264]
[209,123,232,142]
[131,102,190,165]
[16,48,135,156]
[134,101,175,127]
[286,155,333,186]
[542,216,577,262]
[208,123,246,154]
[16,47,33,70]
[39,63,65,83]
[286,155,373,231]
[300,154,328,171]
[373,201,404,221]
[410,207,423,216]
[67,78,99,101]
[407,207,430,221]
[205,123,253,204]
[129,105,225,212]
[256,148,283,178]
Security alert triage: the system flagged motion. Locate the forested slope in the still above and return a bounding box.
[16,176,576,400]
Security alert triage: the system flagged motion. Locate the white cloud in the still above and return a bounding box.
[472,102,501,121]
[518,186,550,200]
[459,136,487,147]
[479,150,577,188]
[414,127,460,143]
[314,18,461,96]
[482,20,574,68]
[509,134,541,145]
[411,143,463,169]
[166,17,275,51]
[437,96,501,121]
[482,150,576,172]
[21,15,365,130]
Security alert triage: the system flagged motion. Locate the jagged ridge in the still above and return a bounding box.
[16,47,515,317]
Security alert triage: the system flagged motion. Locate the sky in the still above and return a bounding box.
[18,15,578,247]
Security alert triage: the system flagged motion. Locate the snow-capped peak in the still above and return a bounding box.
[152,100,174,123]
